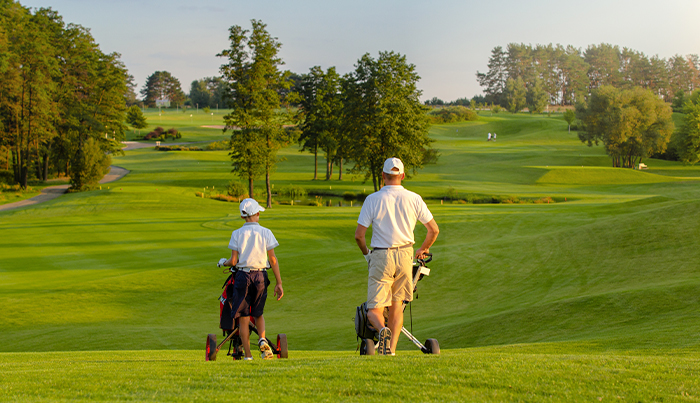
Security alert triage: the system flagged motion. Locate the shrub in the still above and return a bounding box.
[356,192,369,201]
[0,170,13,185]
[167,128,179,139]
[227,181,247,199]
[206,140,230,151]
[203,107,211,114]
[427,106,478,124]
[342,191,356,201]
[278,185,307,199]
[154,127,164,135]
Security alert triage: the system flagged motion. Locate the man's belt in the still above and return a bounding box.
[235,267,267,272]
[373,244,412,251]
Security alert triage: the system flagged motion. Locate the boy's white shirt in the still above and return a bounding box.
[228,222,279,269]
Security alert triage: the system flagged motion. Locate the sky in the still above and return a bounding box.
[19,0,700,102]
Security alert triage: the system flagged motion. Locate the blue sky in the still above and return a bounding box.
[19,0,700,102]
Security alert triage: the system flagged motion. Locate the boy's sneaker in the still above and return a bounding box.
[259,339,274,360]
[377,327,392,355]
[243,356,253,361]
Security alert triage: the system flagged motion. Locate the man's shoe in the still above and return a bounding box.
[377,327,392,355]
[259,339,274,360]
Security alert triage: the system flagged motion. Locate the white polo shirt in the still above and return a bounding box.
[357,185,433,248]
[228,222,279,269]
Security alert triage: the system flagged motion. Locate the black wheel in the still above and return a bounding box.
[277,334,288,358]
[206,334,217,361]
[424,338,440,355]
[360,338,375,356]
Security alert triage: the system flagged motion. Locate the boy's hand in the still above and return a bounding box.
[274,284,284,301]
[217,258,228,267]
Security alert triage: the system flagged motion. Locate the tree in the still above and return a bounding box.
[576,86,674,168]
[563,109,576,132]
[218,19,290,208]
[291,66,343,180]
[526,78,548,114]
[678,90,700,165]
[343,51,432,191]
[505,77,526,113]
[476,46,507,106]
[140,71,186,108]
[125,105,147,134]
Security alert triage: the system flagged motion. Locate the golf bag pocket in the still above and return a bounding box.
[354,302,375,340]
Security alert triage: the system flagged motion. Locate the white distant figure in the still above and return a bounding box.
[487,133,492,141]
[493,133,497,141]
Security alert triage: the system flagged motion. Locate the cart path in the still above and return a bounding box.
[0,166,129,212]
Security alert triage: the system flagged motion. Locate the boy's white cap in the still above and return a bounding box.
[383,157,404,175]
[240,198,265,217]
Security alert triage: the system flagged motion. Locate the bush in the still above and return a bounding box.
[278,185,307,199]
[356,192,369,201]
[342,191,357,201]
[0,170,13,185]
[155,146,202,151]
[206,140,230,151]
[227,181,247,199]
[427,106,479,124]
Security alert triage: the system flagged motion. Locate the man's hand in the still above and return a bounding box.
[364,250,372,263]
[415,248,429,260]
[217,258,228,267]
[274,283,284,301]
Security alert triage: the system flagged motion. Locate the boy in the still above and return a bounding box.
[217,198,284,360]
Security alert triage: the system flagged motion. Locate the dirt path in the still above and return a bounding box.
[0,165,130,212]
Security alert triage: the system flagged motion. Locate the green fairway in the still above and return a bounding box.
[1,349,699,402]
[2,111,700,400]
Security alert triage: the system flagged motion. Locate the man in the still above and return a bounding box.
[354,157,439,355]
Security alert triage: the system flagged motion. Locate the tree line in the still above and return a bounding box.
[217,20,433,208]
[477,43,700,109]
[0,0,129,189]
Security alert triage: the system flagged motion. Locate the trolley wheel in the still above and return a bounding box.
[424,338,440,355]
[206,334,217,361]
[360,338,375,356]
[277,334,288,359]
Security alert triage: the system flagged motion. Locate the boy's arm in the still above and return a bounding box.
[267,248,283,301]
[225,250,238,267]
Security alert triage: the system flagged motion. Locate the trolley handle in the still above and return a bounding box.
[417,253,433,266]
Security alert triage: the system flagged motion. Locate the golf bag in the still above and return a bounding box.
[354,302,389,341]
[219,272,235,331]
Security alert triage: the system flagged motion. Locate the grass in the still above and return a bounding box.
[1,349,699,402]
[2,111,700,400]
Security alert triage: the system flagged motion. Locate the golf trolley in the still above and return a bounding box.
[205,267,288,361]
[355,254,439,355]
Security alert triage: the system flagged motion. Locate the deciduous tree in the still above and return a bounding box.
[576,86,674,168]
[218,19,290,208]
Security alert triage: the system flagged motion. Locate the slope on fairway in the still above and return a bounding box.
[1,112,700,354]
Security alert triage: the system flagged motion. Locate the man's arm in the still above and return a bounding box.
[267,248,284,301]
[355,224,370,256]
[415,219,439,259]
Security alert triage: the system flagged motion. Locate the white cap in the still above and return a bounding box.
[239,198,265,217]
[382,157,404,175]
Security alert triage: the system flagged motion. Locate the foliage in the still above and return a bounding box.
[140,71,186,108]
[678,90,700,165]
[69,137,111,190]
[0,3,129,189]
[226,180,247,199]
[154,145,202,151]
[125,105,147,131]
[426,106,478,123]
[505,77,526,113]
[278,184,307,198]
[562,109,576,131]
[290,66,344,180]
[342,51,433,191]
[218,19,290,207]
[188,76,226,109]
[477,42,699,106]
[205,140,230,151]
[525,78,548,114]
[576,86,674,167]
